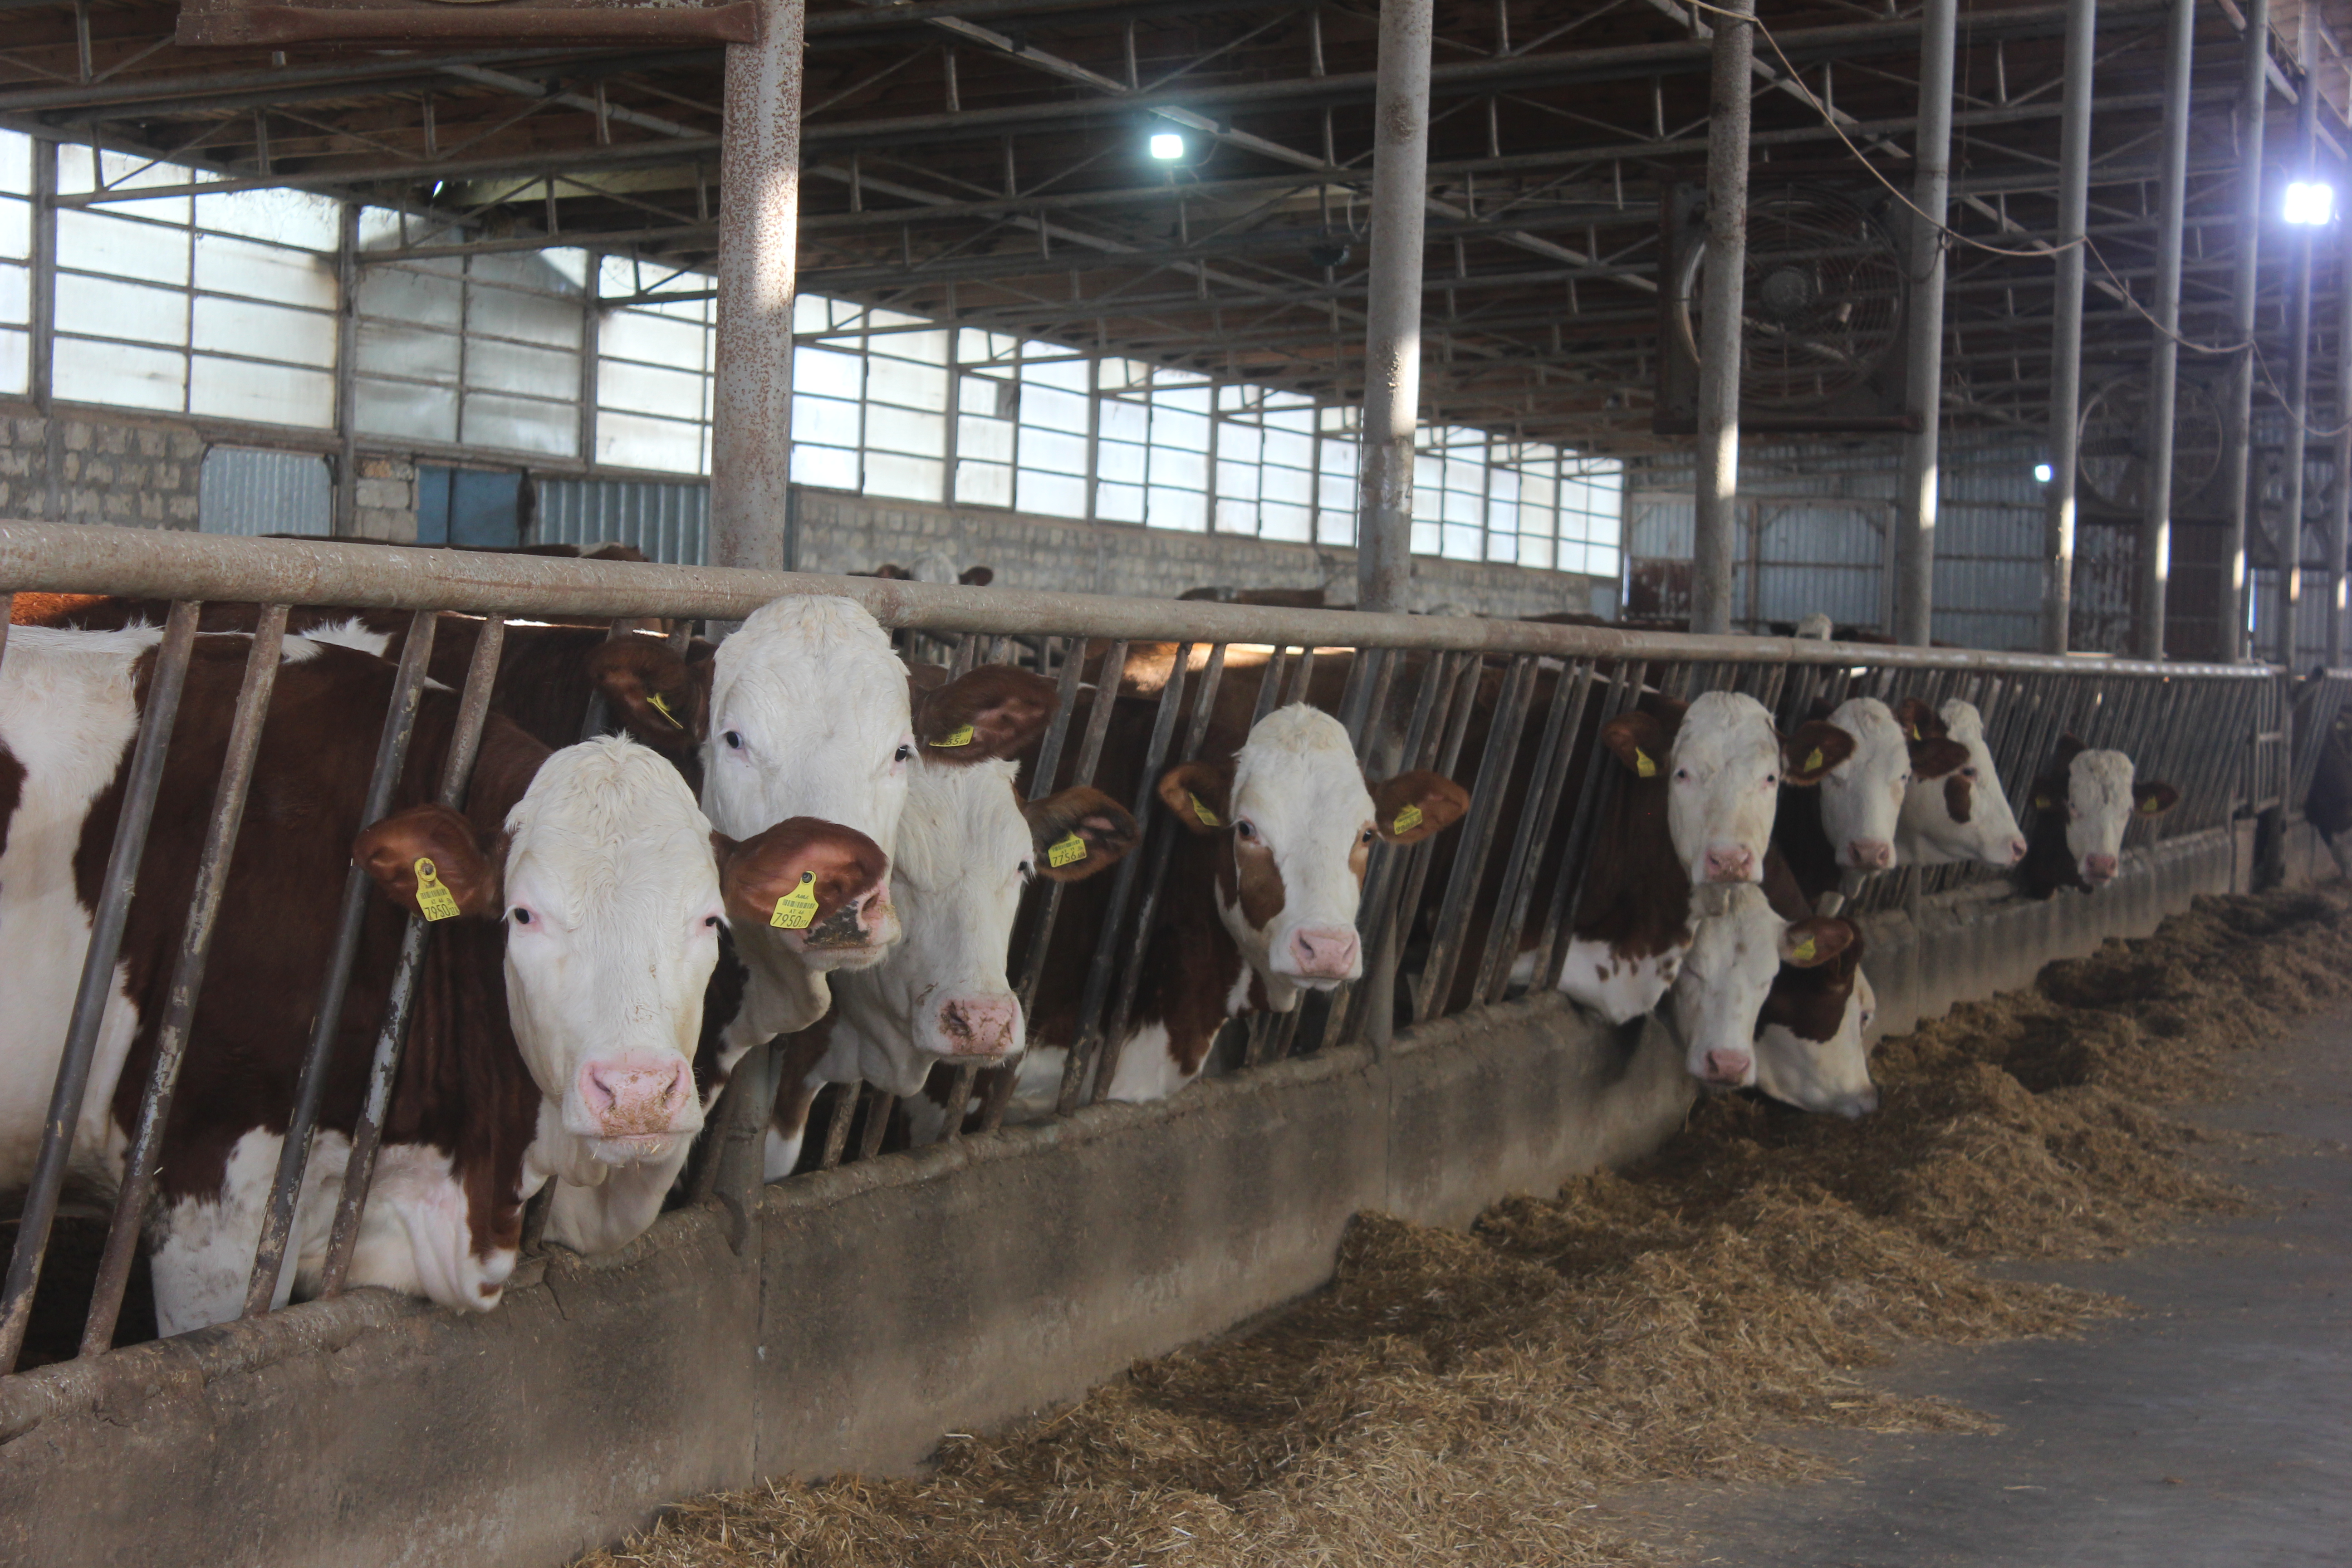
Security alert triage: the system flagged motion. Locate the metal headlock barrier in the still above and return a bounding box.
[0,520,2289,1381]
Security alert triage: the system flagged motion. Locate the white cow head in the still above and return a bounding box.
[1158,704,1468,1006]
[2029,736,2180,890]
[354,737,872,1178]
[1669,883,1857,1089]
[1893,698,2026,867]
[1812,696,1952,873]
[829,735,1138,1095]
[1601,691,1852,887]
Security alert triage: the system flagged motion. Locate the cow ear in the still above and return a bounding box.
[959,565,995,587]
[590,637,707,753]
[1024,787,1139,882]
[1157,760,1234,834]
[2133,780,2181,818]
[1892,696,1947,743]
[1909,736,1973,780]
[711,819,889,927]
[1600,710,1672,779]
[1371,770,1470,843]
[914,666,1059,762]
[354,803,502,921]
[2053,733,2087,769]
[1779,916,1857,969]
[1782,720,1855,785]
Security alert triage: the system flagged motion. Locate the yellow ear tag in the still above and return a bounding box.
[1047,830,1088,868]
[1804,747,1826,774]
[647,691,681,728]
[1392,802,1425,836]
[2034,795,2055,811]
[413,857,461,923]
[2139,797,2162,814]
[1909,724,1922,741]
[1190,794,1222,828]
[931,723,975,749]
[1790,935,1817,963]
[770,872,819,930]
[1634,748,1657,779]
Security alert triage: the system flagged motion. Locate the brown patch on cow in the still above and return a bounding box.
[1781,720,1855,785]
[1230,838,1286,931]
[914,665,1058,762]
[1909,737,1972,781]
[0,743,24,863]
[1759,926,1867,1044]
[591,634,711,755]
[1574,697,1697,965]
[1891,696,1947,743]
[1945,773,1975,825]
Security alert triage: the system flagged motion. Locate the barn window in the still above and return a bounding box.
[0,130,29,398]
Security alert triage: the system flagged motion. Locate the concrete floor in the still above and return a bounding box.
[1616,1002,2352,1568]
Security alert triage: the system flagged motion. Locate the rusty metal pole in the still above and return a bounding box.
[2221,0,2273,661]
[2136,0,2196,662]
[1354,0,1432,616]
[1894,0,1957,647]
[1690,0,1754,637]
[710,0,806,573]
[2041,0,2095,654]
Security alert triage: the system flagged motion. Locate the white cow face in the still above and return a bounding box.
[830,757,1136,1096]
[1602,692,1851,887]
[1812,697,1916,873]
[1894,699,2027,868]
[357,738,885,1179]
[1669,883,1856,1088]
[2038,740,2180,888]
[1159,704,1467,1004]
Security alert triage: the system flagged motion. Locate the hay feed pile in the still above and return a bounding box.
[583,887,2352,1568]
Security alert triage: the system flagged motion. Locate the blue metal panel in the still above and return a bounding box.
[196,446,332,537]
[534,476,710,565]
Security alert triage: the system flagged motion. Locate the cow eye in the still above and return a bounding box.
[723,730,744,750]
[1961,766,1978,779]
[510,907,533,926]
[895,743,913,762]
[703,915,721,928]
[1360,827,1376,845]
[1235,819,1256,840]
[1674,767,1691,783]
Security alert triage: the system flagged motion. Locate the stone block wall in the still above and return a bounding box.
[1,411,205,529]
[791,487,1617,618]
[353,456,419,543]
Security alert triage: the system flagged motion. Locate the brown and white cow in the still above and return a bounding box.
[1666,882,1859,1090]
[1748,882,1878,1117]
[1006,702,1467,1111]
[1557,691,1853,1025]
[0,626,863,1331]
[2016,735,2180,898]
[1892,697,2029,870]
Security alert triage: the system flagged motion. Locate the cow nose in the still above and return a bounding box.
[1288,926,1362,978]
[1701,1048,1753,1085]
[2083,852,2118,884]
[578,1054,694,1135]
[2004,835,2028,865]
[936,994,1020,1057]
[1846,838,1894,870]
[1703,845,1754,882]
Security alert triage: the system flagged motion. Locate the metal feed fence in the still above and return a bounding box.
[0,522,2280,1381]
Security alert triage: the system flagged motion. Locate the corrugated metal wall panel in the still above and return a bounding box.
[197,447,332,537]
[535,477,710,565]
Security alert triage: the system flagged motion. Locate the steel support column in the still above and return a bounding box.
[1894,0,1957,647]
[1690,0,1753,637]
[332,201,359,539]
[2041,0,2095,654]
[2221,0,2274,661]
[2136,0,2197,662]
[2275,7,2323,665]
[2332,213,2352,666]
[1354,0,1433,615]
[711,0,807,573]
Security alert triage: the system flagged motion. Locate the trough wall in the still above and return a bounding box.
[0,823,2272,1568]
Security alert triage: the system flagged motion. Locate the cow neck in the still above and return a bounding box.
[1136,826,1264,1080]
[1770,786,1842,907]
[1570,766,1693,958]
[2017,785,2086,898]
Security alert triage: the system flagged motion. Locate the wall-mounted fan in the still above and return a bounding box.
[2075,370,2226,518]
[1655,179,1916,435]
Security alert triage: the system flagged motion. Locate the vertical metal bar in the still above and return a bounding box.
[817,1082,857,1168]
[1530,657,1645,989]
[1894,0,1957,647]
[2042,0,2095,654]
[318,616,509,1298]
[2331,216,2352,667]
[2222,0,2274,662]
[1691,0,1753,637]
[0,601,202,1374]
[1010,639,1125,1020]
[1385,652,1482,1006]
[2277,8,2323,666]
[711,0,806,572]
[79,607,289,1357]
[1415,653,1537,1019]
[29,138,54,422]
[1354,0,1432,615]
[332,203,360,539]
[240,611,439,1319]
[856,1087,894,1160]
[1477,659,1595,1005]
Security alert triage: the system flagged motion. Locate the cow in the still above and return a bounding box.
[2016,735,2181,898]
[1770,696,1972,901]
[1557,691,1853,1025]
[1748,890,1878,1117]
[760,676,1140,1176]
[1891,697,2029,870]
[1001,701,1468,1111]
[0,626,865,1333]
[1665,882,1859,1090]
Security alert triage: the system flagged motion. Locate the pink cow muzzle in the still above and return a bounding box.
[1845,838,1895,871]
[2082,851,2118,886]
[1287,925,1362,980]
[934,993,1021,1058]
[576,1052,696,1157]
[2002,835,2028,865]
[1702,845,1756,882]
[1700,1048,1754,1087]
